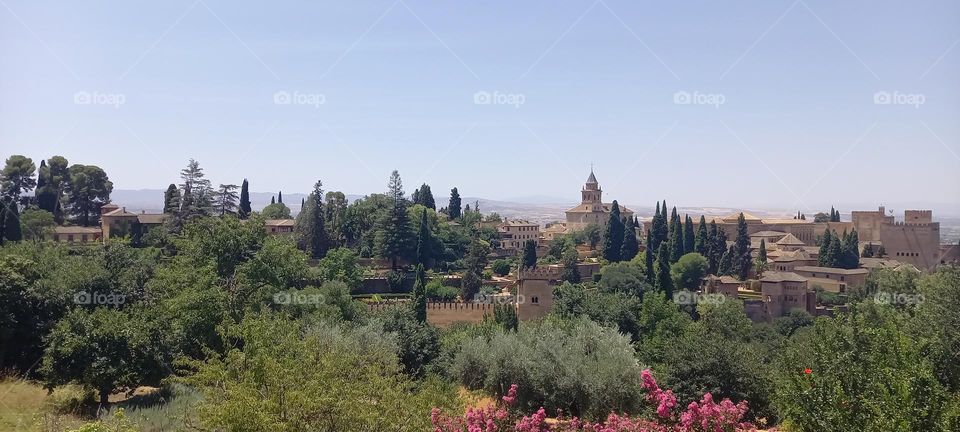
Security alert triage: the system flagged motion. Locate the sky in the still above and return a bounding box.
[1,0,959,215]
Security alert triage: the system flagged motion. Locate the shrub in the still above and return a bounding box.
[491,259,511,276]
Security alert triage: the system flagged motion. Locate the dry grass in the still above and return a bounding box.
[0,378,85,432]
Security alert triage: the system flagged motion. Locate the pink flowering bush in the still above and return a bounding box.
[432,370,757,432]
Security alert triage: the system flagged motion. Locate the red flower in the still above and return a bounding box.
[804,368,812,374]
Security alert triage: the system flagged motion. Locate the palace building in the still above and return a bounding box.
[564,170,634,231]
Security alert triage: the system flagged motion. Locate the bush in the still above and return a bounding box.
[447,317,645,420]
[425,278,458,301]
[46,384,95,415]
[491,259,511,276]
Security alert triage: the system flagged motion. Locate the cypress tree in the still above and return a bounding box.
[732,213,751,280]
[2,200,22,242]
[448,187,462,219]
[416,208,431,266]
[412,264,428,323]
[296,181,330,259]
[420,184,435,210]
[683,214,695,254]
[278,190,283,204]
[818,230,833,266]
[522,239,537,269]
[602,201,623,262]
[668,207,683,263]
[645,231,655,284]
[0,203,5,246]
[706,220,720,273]
[238,179,251,219]
[36,160,57,213]
[270,196,275,205]
[654,243,673,299]
[718,245,733,276]
[620,217,639,261]
[695,215,708,255]
[755,239,768,277]
[826,234,842,268]
[650,202,663,252]
[163,184,180,214]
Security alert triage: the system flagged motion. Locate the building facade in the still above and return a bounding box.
[565,170,634,232]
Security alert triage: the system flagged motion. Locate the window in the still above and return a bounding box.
[531,296,539,304]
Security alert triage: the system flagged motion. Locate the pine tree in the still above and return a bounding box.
[2,200,22,242]
[215,184,239,216]
[683,214,695,254]
[296,181,330,259]
[522,239,537,269]
[415,208,431,266]
[377,171,412,269]
[238,179,251,219]
[731,213,752,279]
[163,184,180,214]
[695,215,708,256]
[718,245,734,276]
[602,201,623,262]
[412,264,428,323]
[668,207,683,263]
[448,187,462,219]
[177,159,213,222]
[620,217,639,261]
[818,230,833,267]
[654,243,673,299]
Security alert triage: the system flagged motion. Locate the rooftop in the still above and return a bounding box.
[760,271,808,283]
[794,266,869,275]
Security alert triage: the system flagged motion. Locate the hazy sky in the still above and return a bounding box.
[2,1,958,213]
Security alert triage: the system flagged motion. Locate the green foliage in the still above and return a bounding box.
[294,181,329,258]
[261,202,292,219]
[425,278,458,301]
[447,317,645,419]
[521,239,537,269]
[491,259,511,276]
[182,315,458,431]
[731,213,752,279]
[620,217,639,261]
[238,178,251,219]
[773,302,957,431]
[1,154,37,200]
[376,171,413,269]
[598,261,647,297]
[602,201,623,262]
[447,187,462,219]
[163,183,180,214]
[668,207,683,263]
[553,282,645,340]
[493,303,518,331]
[2,200,22,242]
[316,247,363,290]
[654,243,673,298]
[671,252,708,290]
[376,304,440,377]
[411,264,428,323]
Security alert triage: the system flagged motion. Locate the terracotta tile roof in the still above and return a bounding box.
[761,271,808,283]
[137,214,169,224]
[794,266,868,275]
[265,219,295,227]
[775,233,804,246]
[55,226,103,234]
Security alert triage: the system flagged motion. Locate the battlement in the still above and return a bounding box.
[889,221,939,229]
[519,266,561,280]
[904,210,933,223]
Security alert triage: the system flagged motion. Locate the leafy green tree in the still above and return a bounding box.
[41,308,171,405]
[671,252,708,290]
[261,202,292,219]
[324,191,349,247]
[598,262,647,297]
[695,215,708,255]
[493,303,518,331]
[295,181,329,259]
[560,247,581,283]
[413,183,436,210]
[19,208,55,242]
[491,259,511,276]
[2,200,22,242]
[64,164,113,226]
[913,266,960,392]
[376,171,412,269]
[818,229,834,266]
[460,240,489,300]
[163,183,180,214]
[683,214,696,254]
[238,178,251,219]
[521,239,537,269]
[316,247,362,290]
[46,156,70,223]
[602,201,623,262]
[620,217,639,261]
[1,155,37,202]
[654,243,673,298]
[448,187,462,219]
